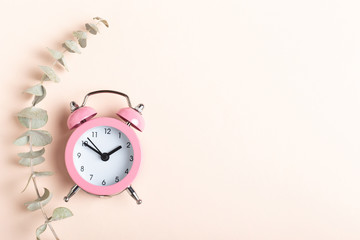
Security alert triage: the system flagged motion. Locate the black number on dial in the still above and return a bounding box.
[80,166,84,172]
[119,132,122,138]
[127,142,131,148]
[115,176,120,182]
[90,174,93,180]
[82,141,88,146]
[77,152,81,158]
[102,180,106,185]
[104,128,111,134]
[92,132,98,138]
[125,169,129,174]
[130,155,133,161]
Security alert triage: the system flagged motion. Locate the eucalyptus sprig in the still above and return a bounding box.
[15,17,109,240]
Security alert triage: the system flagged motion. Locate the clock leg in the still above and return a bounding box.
[64,185,80,202]
[127,185,142,205]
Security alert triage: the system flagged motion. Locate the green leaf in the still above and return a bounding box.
[32,85,47,106]
[14,135,29,146]
[36,224,47,240]
[51,207,73,221]
[62,40,81,54]
[25,84,44,96]
[17,107,48,129]
[19,157,45,167]
[18,148,45,158]
[73,31,87,48]
[22,172,53,193]
[14,130,52,146]
[47,48,63,60]
[47,48,68,71]
[24,188,52,211]
[34,171,54,177]
[93,17,109,27]
[58,57,69,71]
[28,130,52,146]
[17,107,47,119]
[18,117,47,129]
[85,23,99,35]
[21,174,33,193]
[39,66,60,82]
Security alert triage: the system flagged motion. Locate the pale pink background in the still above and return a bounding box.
[1,0,360,239]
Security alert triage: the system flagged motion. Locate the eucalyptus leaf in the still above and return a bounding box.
[28,130,52,146]
[18,107,47,119]
[78,38,87,48]
[40,74,47,81]
[18,117,47,129]
[21,174,33,193]
[25,84,44,96]
[15,130,52,146]
[18,116,47,129]
[19,157,45,167]
[34,171,54,177]
[85,23,98,35]
[47,48,63,60]
[93,17,109,27]
[36,224,47,240]
[73,31,87,48]
[39,66,60,82]
[58,57,69,71]
[17,107,48,129]
[32,86,47,106]
[47,48,68,71]
[22,171,53,192]
[51,207,73,221]
[62,40,81,54]
[18,148,45,158]
[14,135,29,146]
[73,31,87,40]
[24,188,52,211]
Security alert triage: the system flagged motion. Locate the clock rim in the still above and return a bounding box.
[65,117,141,196]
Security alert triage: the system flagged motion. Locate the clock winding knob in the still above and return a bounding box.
[70,101,80,112]
[134,104,144,113]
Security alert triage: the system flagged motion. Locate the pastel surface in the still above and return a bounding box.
[1,1,360,240]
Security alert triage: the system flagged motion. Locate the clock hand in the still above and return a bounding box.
[86,137,111,162]
[87,137,103,154]
[107,145,122,156]
[83,142,102,155]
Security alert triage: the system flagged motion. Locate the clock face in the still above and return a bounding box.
[72,125,134,187]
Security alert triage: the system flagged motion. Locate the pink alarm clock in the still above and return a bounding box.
[64,90,144,204]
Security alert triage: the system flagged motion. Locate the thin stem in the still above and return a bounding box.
[21,20,103,239]
[51,59,57,67]
[28,119,60,240]
[47,223,60,240]
[31,176,41,198]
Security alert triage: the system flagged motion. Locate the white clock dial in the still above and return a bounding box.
[73,125,134,186]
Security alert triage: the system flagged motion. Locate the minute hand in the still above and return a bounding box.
[107,145,122,155]
[83,142,102,155]
[87,137,103,154]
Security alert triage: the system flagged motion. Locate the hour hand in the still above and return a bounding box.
[83,142,102,155]
[107,145,122,156]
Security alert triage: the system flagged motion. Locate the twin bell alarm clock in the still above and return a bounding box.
[63,90,144,204]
